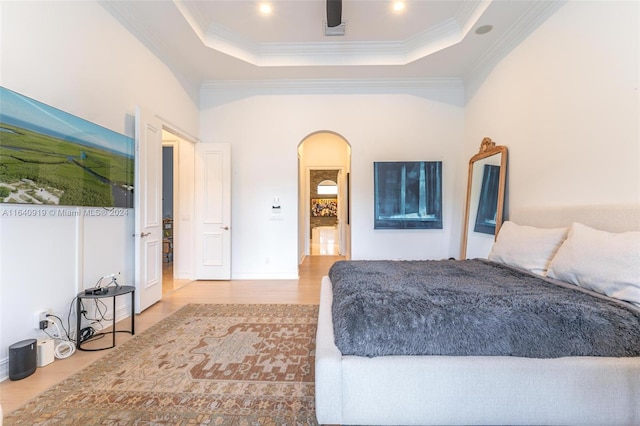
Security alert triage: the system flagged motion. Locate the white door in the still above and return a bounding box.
[134,107,163,312]
[195,143,231,279]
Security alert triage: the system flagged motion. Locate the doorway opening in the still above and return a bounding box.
[310,171,340,255]
[298,132,351,260]
[161,129,194,294]
[161,144,175,294]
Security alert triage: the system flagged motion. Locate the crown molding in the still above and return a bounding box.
[201,78,464,95]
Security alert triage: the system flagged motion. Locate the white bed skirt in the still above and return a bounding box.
[316,276,640,425]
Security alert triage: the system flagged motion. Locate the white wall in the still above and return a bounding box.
[200,87,466,278]
[465,0,639,211]
[0,1,199,380]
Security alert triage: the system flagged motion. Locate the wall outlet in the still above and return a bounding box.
[34,310,50,330]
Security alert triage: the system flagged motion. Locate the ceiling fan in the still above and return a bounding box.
[326,0,342,28]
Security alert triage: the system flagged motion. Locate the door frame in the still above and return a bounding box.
[134,112,199,311]
[159,125,198,282]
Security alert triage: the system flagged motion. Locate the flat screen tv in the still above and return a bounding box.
[0,86,134,207]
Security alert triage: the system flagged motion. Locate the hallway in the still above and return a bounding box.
[310,237,340,255]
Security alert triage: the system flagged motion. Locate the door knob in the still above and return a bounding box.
[220,226,229,230]
[140,232,151,237]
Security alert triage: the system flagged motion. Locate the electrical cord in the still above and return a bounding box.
[39,291,114,358]
[54,340,76,359]
[47,313,72,340]
[79,298,113,324]
[74,297,110,344]
[79,326,98,343]
[43,317,76,359]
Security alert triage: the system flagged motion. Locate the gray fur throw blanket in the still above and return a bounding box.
[329,259,640,358]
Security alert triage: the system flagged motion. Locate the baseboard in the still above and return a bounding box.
[232,272,300,280]
[0,357,8,382]
[114,305,132,328]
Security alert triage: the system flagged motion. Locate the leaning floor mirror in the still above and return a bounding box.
[461,137,508,259]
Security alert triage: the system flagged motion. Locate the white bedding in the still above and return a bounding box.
[315,204,640,425]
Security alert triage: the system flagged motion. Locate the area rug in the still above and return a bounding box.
[5,303,319,425]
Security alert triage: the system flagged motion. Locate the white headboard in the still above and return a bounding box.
[509,204,640,233]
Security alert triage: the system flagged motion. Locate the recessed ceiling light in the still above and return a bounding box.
[392,1,405,13]
[475,24,493,35]
[259,3,272,15]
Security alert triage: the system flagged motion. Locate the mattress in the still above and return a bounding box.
[329,259,640,358]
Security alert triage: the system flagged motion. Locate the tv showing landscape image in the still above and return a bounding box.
[0,87,134,207]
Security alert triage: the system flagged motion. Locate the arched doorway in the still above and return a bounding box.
[297,132,351,260]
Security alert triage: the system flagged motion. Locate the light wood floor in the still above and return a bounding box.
[0,255,342,416]
[162,262,192,295]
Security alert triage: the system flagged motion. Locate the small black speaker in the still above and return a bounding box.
[9,338,37,381]
[327,0,342,27]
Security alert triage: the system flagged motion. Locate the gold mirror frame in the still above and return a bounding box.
[461,137,508,259]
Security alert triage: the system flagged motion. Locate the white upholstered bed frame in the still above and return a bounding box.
[315,205,640,425]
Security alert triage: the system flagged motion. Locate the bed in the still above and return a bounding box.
[315,205,640,425]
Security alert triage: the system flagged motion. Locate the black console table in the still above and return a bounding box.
[76,285,135,351]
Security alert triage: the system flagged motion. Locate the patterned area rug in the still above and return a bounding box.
[5,304,319,425]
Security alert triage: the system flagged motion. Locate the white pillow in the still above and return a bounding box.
[547,222,640,305]
[488,221,569,276]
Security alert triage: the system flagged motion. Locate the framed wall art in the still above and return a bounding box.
[374,161,442,229]
[311,198,338,217]
[0,86,134,207]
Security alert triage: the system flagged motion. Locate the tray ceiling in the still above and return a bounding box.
[99,0,564,87]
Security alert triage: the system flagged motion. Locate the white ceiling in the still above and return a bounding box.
[99,0,564,89]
